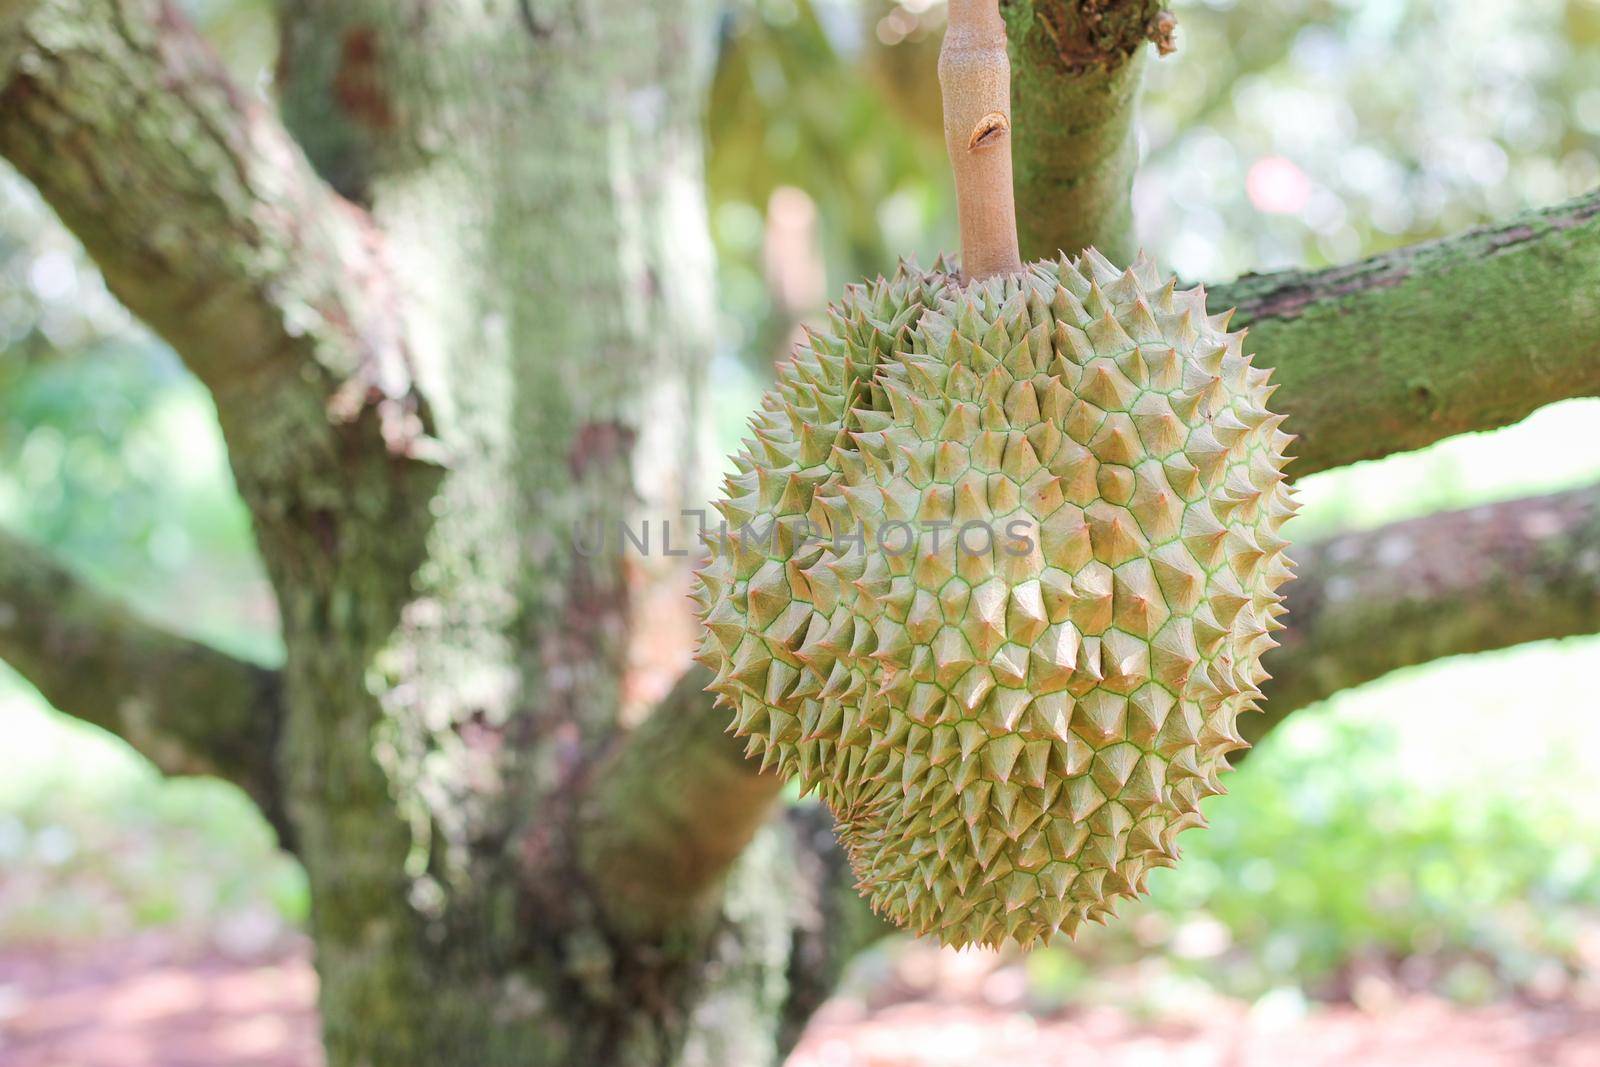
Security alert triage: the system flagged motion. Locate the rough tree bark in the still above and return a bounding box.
[1004,0,1173,262]
[1216,189,1600,476]
[266,0,855,1061]
[2,2,1599,1065]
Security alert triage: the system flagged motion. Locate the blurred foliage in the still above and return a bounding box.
[0,686,307,947]
[1138,0,1600,278]
[708,0,952,369]
[2,0,1600,1013]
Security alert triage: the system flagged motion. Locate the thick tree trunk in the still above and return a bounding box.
[264,2,797,1063]
[0,1,880,1060]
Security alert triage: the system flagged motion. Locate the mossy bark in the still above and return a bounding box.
[1003,0,1172,262]
[1216,188,1600,476]
[268,2,817,1063]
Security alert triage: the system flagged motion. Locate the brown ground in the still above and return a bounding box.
[0,936,320,1067]
[4,936,1599,1067]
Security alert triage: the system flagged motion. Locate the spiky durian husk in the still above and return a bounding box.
[693,249,1296,949]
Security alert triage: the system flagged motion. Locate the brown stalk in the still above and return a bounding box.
[939,0,1024,282]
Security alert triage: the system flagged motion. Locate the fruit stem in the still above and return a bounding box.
[939,0,1024,283]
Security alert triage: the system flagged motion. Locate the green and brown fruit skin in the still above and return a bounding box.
[692,250,1297,949]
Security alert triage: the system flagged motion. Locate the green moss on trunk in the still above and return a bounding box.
[1004,0,1171,261]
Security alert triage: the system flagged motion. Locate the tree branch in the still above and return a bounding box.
[1246,480,1600,747]
[1005,0,1173,262]
[1218,188,1600,477]
[578,666,787,937]
[0,528,291,845]
[0,0,439,512]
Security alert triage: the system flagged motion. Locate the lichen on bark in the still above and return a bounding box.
[1003,0,1173,261]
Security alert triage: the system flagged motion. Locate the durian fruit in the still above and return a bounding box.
[692,0,1296,949]
[693,251,1295,947]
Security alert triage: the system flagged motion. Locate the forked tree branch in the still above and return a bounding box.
[0,528,291,845]
[8,0,1598,980]
[0,0,442,856]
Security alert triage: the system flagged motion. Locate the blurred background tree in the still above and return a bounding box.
[2,0,1599,1063]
